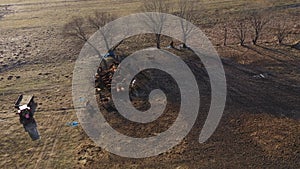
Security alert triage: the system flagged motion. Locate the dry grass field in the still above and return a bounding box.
[0,0,299,168]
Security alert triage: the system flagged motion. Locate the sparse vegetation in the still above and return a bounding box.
[141,0,172,49]
[174,0,198,48]
[274,19,290,45]
[248,10,270,45]
[63,11,120,69]
[0,0,299,169]
[63,17,89,42]
[233,18,248,46]
[88,11,116,31]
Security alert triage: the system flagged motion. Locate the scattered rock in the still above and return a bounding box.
[78,157,87,166]
[7,75,13,80]
[253,73,269,79]
[38,72,51,76]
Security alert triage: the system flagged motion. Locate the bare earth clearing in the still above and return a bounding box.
[0,0,299,168]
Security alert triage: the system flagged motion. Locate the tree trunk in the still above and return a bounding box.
[253,38,258,45]
[278,38,283,45]
[253,31,259,45]
[169,41,175,48]
[156,34,161,49]
[224,28,227,46]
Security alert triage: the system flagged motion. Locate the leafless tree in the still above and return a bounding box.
[87,11,123,61]
[174,0,197,48]
[63,12,118,69]
[142,0,172,49]
[63,17,108,68]
[233,19,248,46]
[63,17,89,42]
[274,21,290,45]
[88,11,116,30]
[248,11,270,45]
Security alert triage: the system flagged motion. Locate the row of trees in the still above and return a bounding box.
[226,11,290,46]
[63,0,292,58]
[63,0,196,52]
[141,0,197,49]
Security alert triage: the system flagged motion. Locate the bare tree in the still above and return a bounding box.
[174,0,197,48]
[87,11,123,61]
[233,19,248,46]
[274,21,290,45]
[63,17,109,68]
[63,17,89,42]
[142,0,172,49]
[63,11,122,68]
[248,11,270,45]
[88,11,116,30]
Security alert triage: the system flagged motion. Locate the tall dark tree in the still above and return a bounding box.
[233,19,248,46]
[249,11,270,45]
[142,0,172,49]
[175,0,197,48]
[274,20,290,45]
[63,12,118,69]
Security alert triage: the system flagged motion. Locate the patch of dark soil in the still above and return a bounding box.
[80,43,300,168]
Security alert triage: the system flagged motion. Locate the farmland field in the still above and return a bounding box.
[0,0,299,168]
